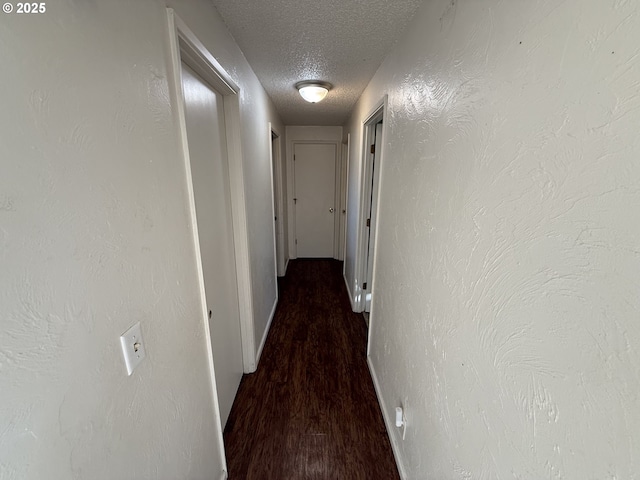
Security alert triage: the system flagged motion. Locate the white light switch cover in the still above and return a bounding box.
[120,322,146,375]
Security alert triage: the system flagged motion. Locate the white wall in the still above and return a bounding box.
[344,0,640,478]
[0,0,282,478]
[285,126,343,260]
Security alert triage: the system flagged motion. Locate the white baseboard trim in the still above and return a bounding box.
[255,294,278,368]
[284,257,290,275]
[219,470,228,480]
[343,272,357,312]
[367,356,408,480]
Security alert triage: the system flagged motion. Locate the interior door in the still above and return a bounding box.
[293,143,337,258]
[364,122,383,313]
[181,62,243,427]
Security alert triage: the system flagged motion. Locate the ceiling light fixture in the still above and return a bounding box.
[295,81,332,103]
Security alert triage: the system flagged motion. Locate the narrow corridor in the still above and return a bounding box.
[223,259,400,479]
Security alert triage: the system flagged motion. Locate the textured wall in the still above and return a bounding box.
[344,0,640,478]
[0,0,282,477]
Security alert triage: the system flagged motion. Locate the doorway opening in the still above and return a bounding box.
[338,136,350,261]
[358,100,386,329]
[269,125,287,276]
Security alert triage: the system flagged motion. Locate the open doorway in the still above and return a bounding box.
[338,136,350,261]
[359,102,385,325]
[269,125,287,276]
[362,121,382,315]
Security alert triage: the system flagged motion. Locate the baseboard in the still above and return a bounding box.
[343,272,357,312]
[367,356,408,480]
[255,294,278,367]
[219,470,227,480]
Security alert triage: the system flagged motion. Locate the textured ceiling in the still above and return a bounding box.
[210,0,426,126]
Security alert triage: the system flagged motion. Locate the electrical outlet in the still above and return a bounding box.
[396,405,407,440]
[120,322,146,375]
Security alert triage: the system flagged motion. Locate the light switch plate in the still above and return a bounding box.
[120,322,146,375]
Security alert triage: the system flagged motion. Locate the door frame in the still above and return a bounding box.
[166,9,256,372]
[165,8,257,454]
[289,140,341,259]
[338,136,350,261]
[362,122,383,314]
[269,124,286,276]
[356,97,387,339]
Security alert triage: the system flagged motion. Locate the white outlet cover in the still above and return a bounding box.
[120,322,146,375]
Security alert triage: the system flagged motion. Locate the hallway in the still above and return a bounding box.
[223,260,399,479]
[4,1,640,478]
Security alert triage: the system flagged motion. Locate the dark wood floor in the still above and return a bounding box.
[223,259,400,480]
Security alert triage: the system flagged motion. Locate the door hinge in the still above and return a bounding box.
[363,282,367,290]
[370,144,375,154]
[294,155,296,161]
[294,198,297,204]
[295,239,298,245]
[366,218,371,227]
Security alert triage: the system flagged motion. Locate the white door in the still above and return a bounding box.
[181,62,243,427]
[363,122,383,313]
[293,143,337,258]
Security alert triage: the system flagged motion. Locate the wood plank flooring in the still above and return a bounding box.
[223,259,400,480]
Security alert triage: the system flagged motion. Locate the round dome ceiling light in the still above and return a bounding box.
[295,81,332,103]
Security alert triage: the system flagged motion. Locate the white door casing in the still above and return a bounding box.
[338,140,349,261]
[270,126,286,276]
[180,63,243,428]
[356,98,386,322]
[293,143,337,258]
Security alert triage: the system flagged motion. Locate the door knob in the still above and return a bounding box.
[329,207,335,213]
